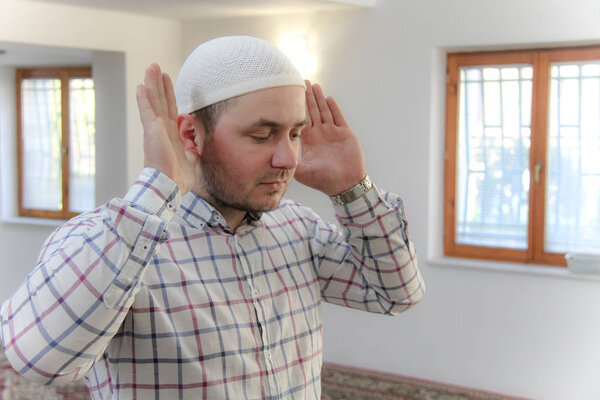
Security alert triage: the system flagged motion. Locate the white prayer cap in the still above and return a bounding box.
[175,36,305,114]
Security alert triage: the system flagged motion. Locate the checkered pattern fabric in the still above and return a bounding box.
[1,168,424,399]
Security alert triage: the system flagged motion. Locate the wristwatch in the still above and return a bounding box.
[330,175,373,205]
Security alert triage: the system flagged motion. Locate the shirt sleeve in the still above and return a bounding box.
[0,168,180,385]
[315,185,425,315]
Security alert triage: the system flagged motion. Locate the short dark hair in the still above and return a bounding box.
[191,98,234,134]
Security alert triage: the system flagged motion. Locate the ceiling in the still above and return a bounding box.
[0,0,374,66]
[25,0,376,21]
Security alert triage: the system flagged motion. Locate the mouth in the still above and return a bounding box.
[259,170,291,191]
[260,180,286,190]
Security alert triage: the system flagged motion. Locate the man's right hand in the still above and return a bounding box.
[136,63,197,195]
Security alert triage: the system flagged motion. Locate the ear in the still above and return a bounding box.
[177,114,205,156]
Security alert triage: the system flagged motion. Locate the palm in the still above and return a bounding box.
[295,81,366,196]
[136,64,197,194]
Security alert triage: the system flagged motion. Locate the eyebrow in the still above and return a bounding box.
[246,118,309,130]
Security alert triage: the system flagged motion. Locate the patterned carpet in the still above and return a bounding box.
[1,349,525,400]
[321,363,527,400]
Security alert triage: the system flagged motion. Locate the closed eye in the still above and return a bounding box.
[250,131,271,142]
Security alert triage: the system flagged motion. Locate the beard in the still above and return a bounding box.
[199,140,292,215]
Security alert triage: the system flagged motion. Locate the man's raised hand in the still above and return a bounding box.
[294,81,367,196]
[136,63,197,195]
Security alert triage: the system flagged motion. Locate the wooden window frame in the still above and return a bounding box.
[444,45,600,267]
[17,66,92,220]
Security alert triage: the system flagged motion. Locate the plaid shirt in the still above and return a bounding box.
[1,168,424,399]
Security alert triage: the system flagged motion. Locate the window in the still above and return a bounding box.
[444,46,600,267]
[17,67,95,219]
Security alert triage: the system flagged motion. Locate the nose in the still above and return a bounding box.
[271,136,299,170]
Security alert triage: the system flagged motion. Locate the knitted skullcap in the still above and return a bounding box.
[175,36,305,114]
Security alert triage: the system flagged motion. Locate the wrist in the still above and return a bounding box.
[330,175,373,205]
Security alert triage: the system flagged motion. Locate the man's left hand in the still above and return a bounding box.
[294,81,367,196]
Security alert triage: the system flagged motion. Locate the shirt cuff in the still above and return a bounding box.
[123,168,181,220]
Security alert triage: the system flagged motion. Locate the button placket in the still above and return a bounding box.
[235,233,278,392]
[267,373,278,396]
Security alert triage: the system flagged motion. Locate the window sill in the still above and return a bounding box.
[429,256,600,283]
[1,216,65,228]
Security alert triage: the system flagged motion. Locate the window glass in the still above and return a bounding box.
[69,78,96,213]
[456,65,533,249]
[21,78,63,211]
[546,61,600,253]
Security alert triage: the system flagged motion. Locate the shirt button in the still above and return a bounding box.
[159,230,169,242]
[253,289,259,297]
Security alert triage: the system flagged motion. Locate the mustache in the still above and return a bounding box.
[260,169,292,182]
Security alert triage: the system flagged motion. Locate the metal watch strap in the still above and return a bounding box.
[330,175,373,205]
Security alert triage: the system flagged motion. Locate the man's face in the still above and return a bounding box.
[198,85,307,216]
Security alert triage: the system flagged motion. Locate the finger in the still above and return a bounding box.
[143,64,160,112]
[163,72,178,121]
[155,65,167,113]
[326,97,349,127]
[312,83,334,124]
[144,64,167,117]
[136,84,155,132]
[305,80,320,127]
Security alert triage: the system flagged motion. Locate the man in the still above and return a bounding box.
[1,36,424,399]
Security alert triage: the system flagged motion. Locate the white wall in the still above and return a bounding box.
[0,0,182,302]
[181,1,600,399]
[93,50,128,205]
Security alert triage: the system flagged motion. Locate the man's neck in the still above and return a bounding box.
[215,205,247,231]
[190,188,247,231]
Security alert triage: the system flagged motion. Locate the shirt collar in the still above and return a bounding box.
[179,192,262,231]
